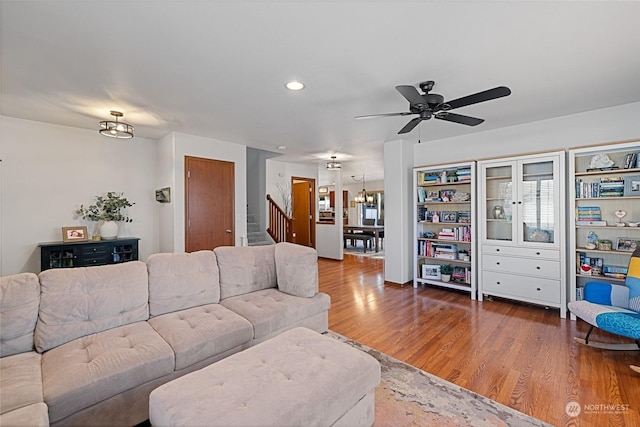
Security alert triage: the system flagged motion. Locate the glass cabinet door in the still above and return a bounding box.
[483,162,515,243]
[519,158,558,245]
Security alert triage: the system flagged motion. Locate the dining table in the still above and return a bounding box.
[343,225,384,252]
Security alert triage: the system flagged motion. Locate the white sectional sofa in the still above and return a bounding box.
[0,243,330,427]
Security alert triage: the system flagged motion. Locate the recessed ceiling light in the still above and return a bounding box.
[277,145,287,150]
[285,81,305,91]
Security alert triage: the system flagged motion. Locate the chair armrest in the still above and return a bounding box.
[583,281,630,309]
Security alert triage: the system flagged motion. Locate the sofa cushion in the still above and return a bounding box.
[215,245,277,299]
[275,242,319,298]
[0,403,49,427]
[0,273,40,356]
[147,250,220,317]
[41,321,174,424]
[35,261,149,352]
[220,288,331,339]
[0,351,43,415]
[148,303,253,370]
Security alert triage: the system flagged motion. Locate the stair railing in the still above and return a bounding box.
[266,194,293,243]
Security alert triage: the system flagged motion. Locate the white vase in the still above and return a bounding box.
[100,221,118,240]
[441,274,451,283]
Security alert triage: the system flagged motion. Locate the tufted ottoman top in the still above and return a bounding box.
[149,327,380,426]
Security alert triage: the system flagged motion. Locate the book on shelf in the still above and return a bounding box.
[599,177,624,197]
[576,220,607,226]
[452,266,471,284]
[417,171,440,185]
[417,187,426,203]
[624,152,638,169]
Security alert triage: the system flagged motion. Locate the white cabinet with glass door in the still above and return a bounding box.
[478,151,566,317]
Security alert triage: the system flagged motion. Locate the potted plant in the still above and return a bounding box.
[76,192,134,240]
[440,264,453,282]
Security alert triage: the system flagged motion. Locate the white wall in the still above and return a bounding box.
[1,116,159,275]
[413,102,640,167]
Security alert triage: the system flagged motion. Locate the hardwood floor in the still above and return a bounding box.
[319,255,640,427]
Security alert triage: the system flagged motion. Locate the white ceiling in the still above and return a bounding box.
[2,1,640,182]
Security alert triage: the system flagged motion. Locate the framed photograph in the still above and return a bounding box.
[426,191,440,200]
[440,189,456,202]
[623,175,640,197]
[422,264,441,280]
[616,238,638,252]
[62,226,88,242]
[441,211,458,223]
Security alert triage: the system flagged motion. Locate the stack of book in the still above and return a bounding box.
[455,168,472,182]
[437,229,457,240]
[599,177,624,197]
[433,244,457,259]
[437,226,472,241]
[417,172,440,185]
[576,206,606,226]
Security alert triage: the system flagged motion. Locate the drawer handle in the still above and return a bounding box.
[93,248,97,252]
[496,281,501,285]
[536,288,541,291]
[496,248,500,252]
[536,252,541,255]
[496,262,500,265]
[536,266,541,270]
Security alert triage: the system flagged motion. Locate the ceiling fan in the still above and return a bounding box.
[356,81,511,134]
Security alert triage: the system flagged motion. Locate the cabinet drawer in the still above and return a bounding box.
[481,245,559,260]
[81,245,108,256]
[482,254,560,279]
[482,271,560,304]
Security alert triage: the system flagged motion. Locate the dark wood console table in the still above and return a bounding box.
[39,237,140,271]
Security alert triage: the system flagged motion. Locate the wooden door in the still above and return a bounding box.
[291,178,315,247]
[185,156,235,252]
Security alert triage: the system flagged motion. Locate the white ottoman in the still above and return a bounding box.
[149,327,380,427]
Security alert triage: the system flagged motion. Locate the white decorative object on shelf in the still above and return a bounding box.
[615,210,627,226]
[588,153,615,169]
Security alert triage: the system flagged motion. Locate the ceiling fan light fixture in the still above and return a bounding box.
[99,110,134,139]
[326,155,341,170]
[285,80,305,91]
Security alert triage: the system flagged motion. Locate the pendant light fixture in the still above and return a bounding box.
[353,174,373,204]
[99,111,134,139]
[326,155,342,170]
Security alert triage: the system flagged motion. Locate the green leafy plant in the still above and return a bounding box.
[76,192,134,222]
[440,264,453,275]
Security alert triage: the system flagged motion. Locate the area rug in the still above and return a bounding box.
[325,331,551,427]
[343,247,385,259]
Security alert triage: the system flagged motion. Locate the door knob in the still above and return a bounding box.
[226,229,232,233]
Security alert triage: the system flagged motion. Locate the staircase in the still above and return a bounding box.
[247,213,273,246]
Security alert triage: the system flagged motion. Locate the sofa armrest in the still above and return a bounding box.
[583,281,630,308]
[275,243,318,298]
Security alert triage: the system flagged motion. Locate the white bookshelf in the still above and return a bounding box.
[413,161,477,299]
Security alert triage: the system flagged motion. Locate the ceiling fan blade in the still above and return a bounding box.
[436,112,484,126]
[395,85,426,107]
[398,117,422,134]
[355,112,414,120]
[445,86,511,110]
